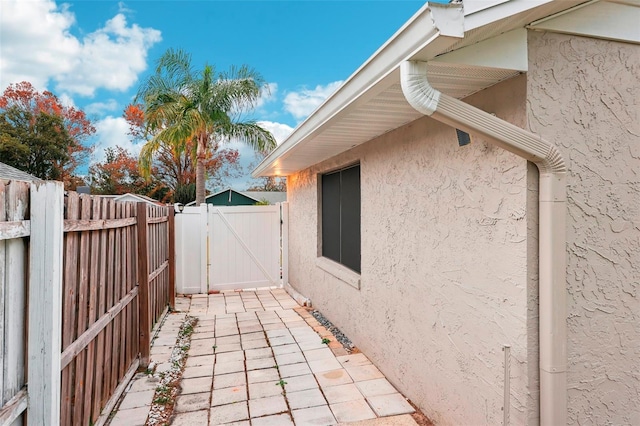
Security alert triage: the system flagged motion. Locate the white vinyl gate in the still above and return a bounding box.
[175,203,288,293]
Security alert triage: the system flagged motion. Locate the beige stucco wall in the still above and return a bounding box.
[287,76,539,425]
[527,31,640,425]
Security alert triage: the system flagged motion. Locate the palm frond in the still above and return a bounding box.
[216,122,277,153]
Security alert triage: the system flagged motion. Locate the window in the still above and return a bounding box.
[321,164,360,273]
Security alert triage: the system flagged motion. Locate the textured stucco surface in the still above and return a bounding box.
[287,76,537,425]
[527,32,640,425]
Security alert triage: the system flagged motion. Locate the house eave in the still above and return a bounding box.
[252,0,587,178]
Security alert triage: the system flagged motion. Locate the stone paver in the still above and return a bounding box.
[331,399,377,423]
[209,402,249,424]
[109,406,149,426]
[175,392,210,413]
[171,409,209,425]
[323,383,364,404]
[118,389,155,410]
[367,393,415,417]
[251,413,295,426]
[287,388,327,410]
[291,405,337,426]
[283,374,319,393]
[249,381,285,399]
[109,289,428,426]
[355,378,398,397]
[214,372,246,389]
[248,394,288,417]
[279,362,313,378]
[211,385,247,406]
[181,376,213,395]
[315,368,354,388]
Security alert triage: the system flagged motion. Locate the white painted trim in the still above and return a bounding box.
[27,181,63,426]
[200,204,208,294]
[252,3,464,178]
[280,202,289,289]
[315,257,361,290]
[528,0,640,44]
[432,28,528,71]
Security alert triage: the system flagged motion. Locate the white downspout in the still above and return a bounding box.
[400,60,567,425]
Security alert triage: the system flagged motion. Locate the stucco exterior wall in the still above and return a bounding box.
[527,31,640,425]
[287,76,537,425]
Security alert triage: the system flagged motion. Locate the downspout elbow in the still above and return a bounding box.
[400,60,440,116]
[401,60,567,425]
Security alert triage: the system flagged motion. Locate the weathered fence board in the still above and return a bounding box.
[28,181,64,425]
[0,184,174,426]
[0,180,31,426]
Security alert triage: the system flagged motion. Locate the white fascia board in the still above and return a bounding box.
[252,0,580,178]
[464,0,554,29]
[252,3,464,178]
[432,28,528,71]
[528,0,640,44]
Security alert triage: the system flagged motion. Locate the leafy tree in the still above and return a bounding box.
[135,49,276,205]
[173,183,196,205]
[246,149,286,192]
[0,107,71,180]
[246,176,287,192]
[89,146,169,200]
[124,103,242,199]
[0,82,94,188]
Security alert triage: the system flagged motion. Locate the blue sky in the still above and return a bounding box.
[1,0,431,191]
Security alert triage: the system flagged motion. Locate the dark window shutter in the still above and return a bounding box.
[340,165,360,273]
[322,172,341,263]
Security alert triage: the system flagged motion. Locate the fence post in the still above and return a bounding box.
[281,202,289,288]
[200,203,208,294]
[136,202,151,367]
[167,208,176,309]
[27,181,63,426]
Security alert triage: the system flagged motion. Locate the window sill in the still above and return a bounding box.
[315,257,361,290]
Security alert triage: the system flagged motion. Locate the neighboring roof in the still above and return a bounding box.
[113,193,163,205]
[251,0,599,178]
[0,162,42,182]
[185,188,259,206]
[241,191,287,205]
[185,188,287,206]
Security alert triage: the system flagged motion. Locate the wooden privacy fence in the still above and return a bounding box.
[0,181,175,426]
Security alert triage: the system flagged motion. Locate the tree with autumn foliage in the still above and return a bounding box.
[88,146,169,200]
[0,81,94,188]
[123,103,242,203]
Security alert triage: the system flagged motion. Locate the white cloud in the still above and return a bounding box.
[85,99,120,115]
[255,83,278,108]
[92,116,143,163]
[283,81,343,120]
[0,0,161,97]
[257,121,294,145]
[58,93,76,108]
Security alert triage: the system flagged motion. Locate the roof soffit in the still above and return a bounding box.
[254,0,589,178]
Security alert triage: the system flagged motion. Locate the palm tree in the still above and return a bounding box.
[136,48,276,205]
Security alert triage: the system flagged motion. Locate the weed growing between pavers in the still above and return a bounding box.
[146,315,198,425]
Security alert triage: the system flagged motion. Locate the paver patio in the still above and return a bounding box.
[109,288,417,425]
